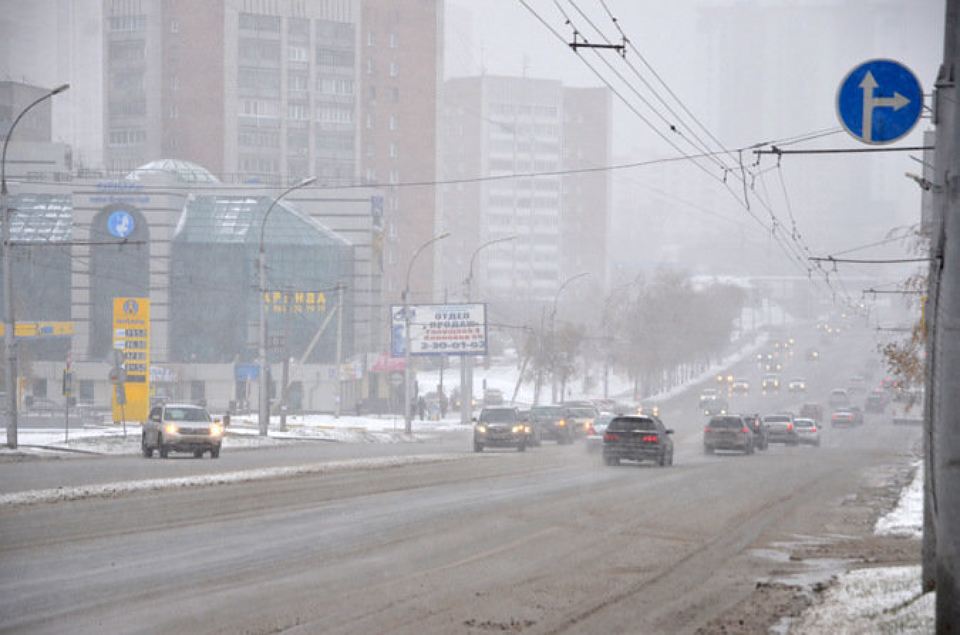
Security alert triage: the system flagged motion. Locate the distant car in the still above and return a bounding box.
[831,408,863,427]
[828,388,850,409]
[563,404,599,437]
[703,398,729,416]
[635,403,661,418]
[585,412,615,453]
[865,390,887,413]
[703,415,755,455]
[761,374,781,393]
[731,379,750,395]
[482,388,504,406]
[806,348,820,362]
[602,415,674,467]
[517,409,541,446]
[848,405,865,425]
[762,413,799,445]
[530,405,575,444]
[847,376,866,395]
[787,378,807,393]
[741,413,768,450]
[794,417,821,446]
[474,406,531,452]
[143,403,224,459]
[799,403,824,423]
[699,389,720,408]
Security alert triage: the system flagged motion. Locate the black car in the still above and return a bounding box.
[740,413,768,450]
[473,407,531,452]
[530,405,575,444]
[602,415,674,467]
[703,415,755,455]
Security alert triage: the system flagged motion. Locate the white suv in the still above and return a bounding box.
[142,403,224,459]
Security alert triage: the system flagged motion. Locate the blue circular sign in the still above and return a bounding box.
[107,210,136,238]
[836,59,923,145]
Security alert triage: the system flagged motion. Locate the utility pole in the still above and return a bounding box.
[931,0,960,628]
[334,284,344,418]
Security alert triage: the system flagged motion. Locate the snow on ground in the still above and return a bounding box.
[417,331,770,406]
[875,460,923,539]
[790,566,934,634]
[0,453,469,508]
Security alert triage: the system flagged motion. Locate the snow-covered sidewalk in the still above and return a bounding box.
[790,460,933,633]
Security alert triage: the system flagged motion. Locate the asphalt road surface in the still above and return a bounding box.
[0,326,919,634]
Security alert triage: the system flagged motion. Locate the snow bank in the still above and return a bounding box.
[0,453,467,508]
[791,565,934,634]
[875,460,924,538]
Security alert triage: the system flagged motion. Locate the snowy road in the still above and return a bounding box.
[0,329,923,633]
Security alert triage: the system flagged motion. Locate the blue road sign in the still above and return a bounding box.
[107,209,136,238]
[837,59,923,145]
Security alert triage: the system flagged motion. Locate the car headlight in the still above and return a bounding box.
[512,425,523,434]
[704,409,710,415]
[524,426,532,434]
[557,419,566,427]
[210,423,224,437]
[476,425,487,434]
[164,423,179,435]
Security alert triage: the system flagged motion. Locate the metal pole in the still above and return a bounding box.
[1,83,68,450]
[933,1,960,627]
[335,284,344,418]
[256,176,316,436]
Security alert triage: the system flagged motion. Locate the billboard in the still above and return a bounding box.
[390,303,487,357]
[112,297,150,422]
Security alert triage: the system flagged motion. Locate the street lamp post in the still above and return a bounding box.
[2,83,69,449]
[257,176,316,437]
[546,272,591,404]
[403,232,450,434]
[460,235,517,425]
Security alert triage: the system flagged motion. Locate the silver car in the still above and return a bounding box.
[585,413,615,453]
[794,417,821,446]
[142,403,224,458]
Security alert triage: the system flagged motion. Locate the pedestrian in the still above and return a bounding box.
[418,396,426,421]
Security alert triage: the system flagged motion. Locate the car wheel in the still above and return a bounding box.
[704,445,714,455]
[141,433,153,458]
[603,454,619,466]
[473,442,483,453]
[158,434,169,458]
[210,445,220,459]
[517,441,526,452]
[658,450,669,467]
[193,449,204,458]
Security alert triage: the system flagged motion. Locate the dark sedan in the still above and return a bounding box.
[703,415,755,455]
[602,415,674,467]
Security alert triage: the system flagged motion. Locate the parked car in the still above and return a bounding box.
[762,413,799,445]
[741,413,768,450]
[787,377,807,393]
[473,406,531,452]
[602,415,674,467]
[794,417,821,446]
[761,373,781,393]
[530,405,575,444]
[703,415,755,455]
[585,412,616,453]
[142,403,223,459]
[828,388,850,409]
[799,403,824,423]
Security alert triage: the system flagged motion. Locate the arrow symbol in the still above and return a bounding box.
[858,70,911,142]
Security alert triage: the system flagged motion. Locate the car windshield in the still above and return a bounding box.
[794,419,816,428]
[480,409,516,423]
[608,417,656,432]
[531,407,564,418]
[763,415,791,423]
[164,407,210,422]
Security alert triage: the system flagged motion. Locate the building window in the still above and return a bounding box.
[365,113,373,129]
[108,15,146,31]
[288,46,308,63]
[388,169,399,184]
[389,87,399,103]
[389,32,398,48]
[170,18,179,33]
[367,30,374,47]
[389,142,398,159]
[288,103,307,120]
[366,58,373,75]
[389,61,398,77]
[388,114,397,131]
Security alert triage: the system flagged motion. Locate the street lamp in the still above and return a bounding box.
[545,272,591,404]
[460,235,517,425]
[2,82,69,449]
[403,231,450,434]
[257,176,316,436]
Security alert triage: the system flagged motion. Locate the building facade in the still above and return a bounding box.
[439,75,610,305]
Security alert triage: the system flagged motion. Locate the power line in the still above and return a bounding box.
[810,256,935,264]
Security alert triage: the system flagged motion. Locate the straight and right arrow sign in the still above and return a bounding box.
[837,59,923,145]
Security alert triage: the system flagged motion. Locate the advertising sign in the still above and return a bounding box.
[263,290,327,314]
[390,303,487,357]
[112,297,150,422]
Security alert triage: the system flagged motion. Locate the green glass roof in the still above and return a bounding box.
[174,194,351,247]
[10,193,72,243]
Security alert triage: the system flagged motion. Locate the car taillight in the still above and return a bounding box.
[703,426,712,433]
[603,432,619,442]
[587,425,596,435]
[787,422,794,431]
[741,426,750,433]
[642,434,658,443]
[810,427,817,433]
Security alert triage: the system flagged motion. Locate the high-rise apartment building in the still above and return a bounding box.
[440,75,610,305]
[103,0,360,184]
[358,0,442,302]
